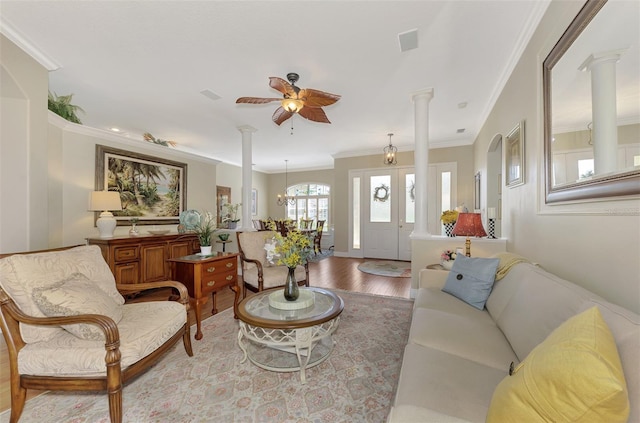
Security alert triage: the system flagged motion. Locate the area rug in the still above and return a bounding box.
[0,290,413,423]
[357,260,411,278]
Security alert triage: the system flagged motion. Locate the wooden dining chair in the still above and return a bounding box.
[314,220,326,254]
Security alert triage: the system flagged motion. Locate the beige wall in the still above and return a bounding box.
[49,120,220,246]
[215,162,269,222]
[333,147,475,253]
[266,168,335,220]
[471,0,640,313]
[1,34,50,252]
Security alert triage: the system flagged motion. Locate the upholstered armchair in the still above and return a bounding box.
[236,230,309,298]
[0,245,193,423]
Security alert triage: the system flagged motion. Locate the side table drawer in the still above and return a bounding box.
[201,270,236,295]
[114,246,139,263]
[200,257,236,276]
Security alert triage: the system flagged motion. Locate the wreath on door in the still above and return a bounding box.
[373,184,390,202]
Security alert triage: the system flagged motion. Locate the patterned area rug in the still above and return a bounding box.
[357,260,412,278]
[1,290,413,423]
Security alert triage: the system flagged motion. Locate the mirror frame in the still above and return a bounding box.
[543,0,640,203]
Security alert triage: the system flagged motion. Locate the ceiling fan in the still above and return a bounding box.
[236,73,341,125]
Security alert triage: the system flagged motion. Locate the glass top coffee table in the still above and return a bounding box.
[236,287,344,383]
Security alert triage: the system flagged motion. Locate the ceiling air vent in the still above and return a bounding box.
[398,29,418,52]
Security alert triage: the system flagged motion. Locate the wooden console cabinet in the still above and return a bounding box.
[87,233,200,285]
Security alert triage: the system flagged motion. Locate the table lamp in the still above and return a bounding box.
[89,191,122,238]
[451,213,487,257]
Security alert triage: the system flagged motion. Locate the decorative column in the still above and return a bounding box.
[411,88,434,237]
[579,50,624,175]
[237,125,256,232]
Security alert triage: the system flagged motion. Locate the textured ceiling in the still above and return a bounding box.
[1,1,549,173]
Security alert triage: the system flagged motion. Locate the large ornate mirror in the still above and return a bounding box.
[543,0,640,203]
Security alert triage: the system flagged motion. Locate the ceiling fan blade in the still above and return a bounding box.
[298,88,341,108]
[272,107,294,125]
[236,97,282,104]
[298,106,331,124]
[269,77,297,97]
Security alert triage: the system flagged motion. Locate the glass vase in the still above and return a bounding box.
[284,267,299,301]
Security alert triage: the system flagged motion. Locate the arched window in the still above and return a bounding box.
[285,183,330,231]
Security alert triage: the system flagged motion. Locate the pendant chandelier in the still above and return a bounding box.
[383,133,397,165]
[276,159,296,206]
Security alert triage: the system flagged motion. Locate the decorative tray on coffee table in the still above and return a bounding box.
[268,289,315,310]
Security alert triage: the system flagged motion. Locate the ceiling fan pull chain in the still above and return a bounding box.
[291,117,294,135]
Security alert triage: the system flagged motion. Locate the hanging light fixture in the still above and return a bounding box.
[276,159,296,206]
[383,133,397,165]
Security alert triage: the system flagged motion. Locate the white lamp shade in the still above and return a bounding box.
[89,191,122,238]
[89,191,122,211]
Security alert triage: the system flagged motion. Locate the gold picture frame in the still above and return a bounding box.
[505,120,525,187]
[95,145,187,226]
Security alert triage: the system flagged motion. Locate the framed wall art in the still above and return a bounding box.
[251,189,258,215]
[505,120,525,187]
[95,145,187,226]
[474,172,481,210]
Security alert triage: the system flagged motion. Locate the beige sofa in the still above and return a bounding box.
[388,260,639,422]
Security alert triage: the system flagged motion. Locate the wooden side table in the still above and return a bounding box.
[168,253,240,340]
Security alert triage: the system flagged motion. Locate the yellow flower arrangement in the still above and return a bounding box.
[440,210,459,224]
[270,230,312,268]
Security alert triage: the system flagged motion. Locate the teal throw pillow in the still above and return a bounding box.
[442,254,500,310]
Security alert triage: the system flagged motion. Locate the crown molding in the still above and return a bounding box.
[48,111,221,166]
[0,17,62,71]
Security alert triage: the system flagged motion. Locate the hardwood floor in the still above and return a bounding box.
[0,256,411,414]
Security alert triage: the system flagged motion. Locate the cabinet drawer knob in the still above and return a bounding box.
[207,280,216,287]
[206,266,216,273]
[226,262,233,268]
[226,275,233,281]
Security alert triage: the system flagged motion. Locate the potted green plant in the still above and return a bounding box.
[48,91,84,124]
[222,203,241,229]
[193,211,217,255]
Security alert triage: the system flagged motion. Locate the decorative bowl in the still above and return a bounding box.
[148,230,170,235]
[218,233,230,241]
[441,260,454,270]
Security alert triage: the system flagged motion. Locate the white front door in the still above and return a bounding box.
[361,168,415,260]
[363,170,398,259]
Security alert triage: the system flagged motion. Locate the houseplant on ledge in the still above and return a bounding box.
[194,211,217,255]
[222,203,241,229]
[440,210,459,237]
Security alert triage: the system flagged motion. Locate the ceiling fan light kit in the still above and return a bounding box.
[236,73,341,126]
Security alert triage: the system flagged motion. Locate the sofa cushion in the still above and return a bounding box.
[408,308,518,370]
[495,264,596,360]
[32,273,123,341]
[17,301,186,376]
[487,307,629,423]
[580,299,640,423]
[442,255,499,310]
[394,343,507,423]
[413,288,495,326]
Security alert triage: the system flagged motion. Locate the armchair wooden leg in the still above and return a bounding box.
[182,323,194,356]
[9,378,26,423]
[108,389,123,423]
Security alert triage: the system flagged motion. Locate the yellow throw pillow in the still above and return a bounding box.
[487,306,629,422]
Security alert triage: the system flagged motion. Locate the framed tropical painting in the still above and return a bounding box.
[95,145,187,225]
